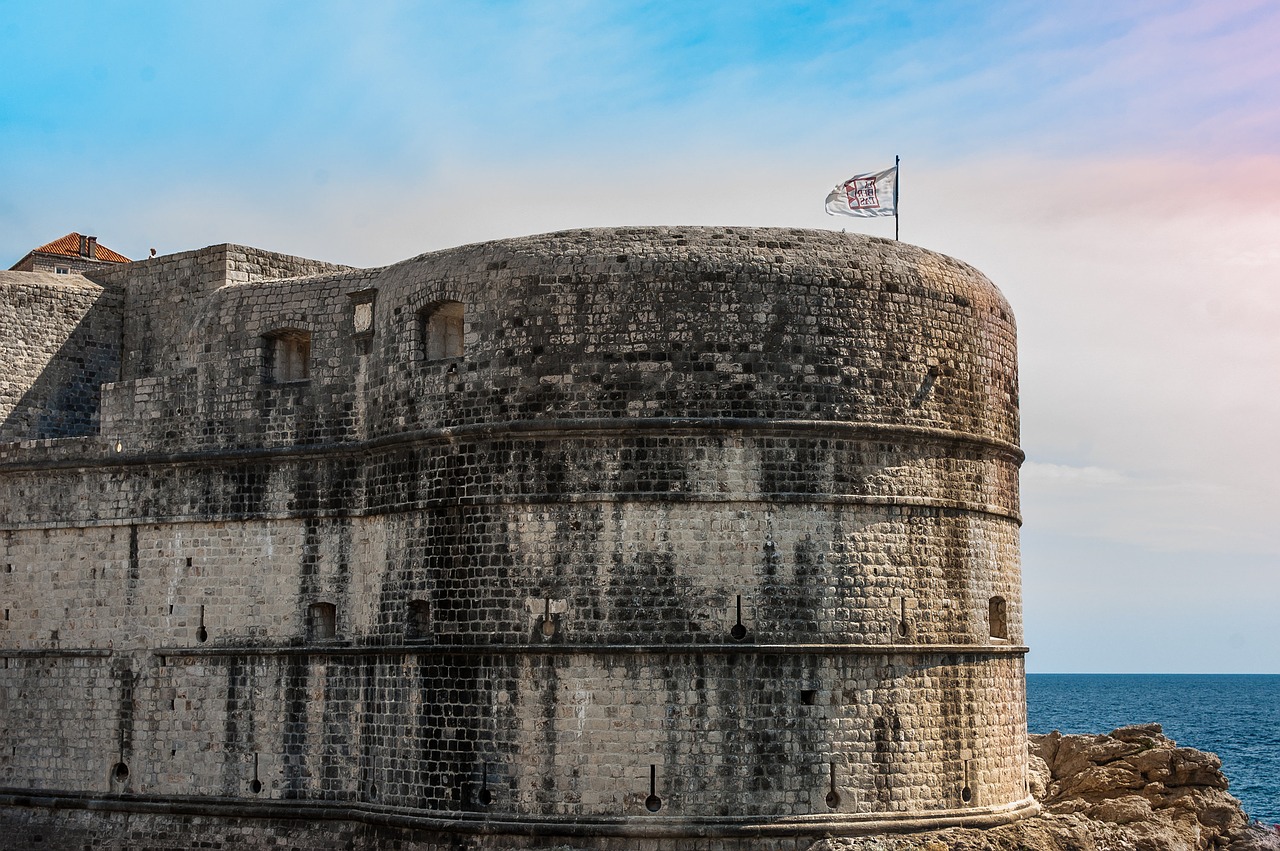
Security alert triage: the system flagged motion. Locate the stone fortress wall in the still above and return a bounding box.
[0,227,1031,849]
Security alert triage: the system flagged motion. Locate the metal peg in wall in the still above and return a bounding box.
[729,594,748,642]
[644,764,663,812]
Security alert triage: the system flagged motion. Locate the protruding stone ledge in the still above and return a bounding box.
[0,649,113,658]
[149,642,1030,658]
[0,416,1023,473]
[0,788,1040,840]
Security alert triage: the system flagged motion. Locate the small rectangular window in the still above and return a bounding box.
[308,602,336,641]
[421,301,465,360]
[264,330,311,383]
[407,599,431,641]
[989,596,1008,640]
[55,266,70,275]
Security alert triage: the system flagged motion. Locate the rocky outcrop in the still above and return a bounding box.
[814,725,1280,851]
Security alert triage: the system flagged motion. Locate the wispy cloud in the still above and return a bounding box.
[1022,462,1130,486]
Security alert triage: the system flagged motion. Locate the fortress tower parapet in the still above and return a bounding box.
[0,227,1031,849]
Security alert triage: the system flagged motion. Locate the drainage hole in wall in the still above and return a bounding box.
[825,790,841,809]
[729,623,748,641]
[800,689,817,706]
[112,762,129,782]
[478,787,492,806]
[961,785,973,803]
[645,794,663,813]
[196,625,208,643]
[250,778,263,794]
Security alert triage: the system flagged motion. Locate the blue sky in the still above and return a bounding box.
[2,1,1278,671]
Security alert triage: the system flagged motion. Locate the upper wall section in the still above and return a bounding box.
[0,272,122,441]
[88,244,352,382]
[366,227,1019,444]
[96,228,1018,453]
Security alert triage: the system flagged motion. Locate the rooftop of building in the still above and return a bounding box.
[8,232,131,270]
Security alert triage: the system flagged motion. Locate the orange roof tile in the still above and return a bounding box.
[29,232,131,263]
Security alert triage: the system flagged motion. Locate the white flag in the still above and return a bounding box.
[824,167,897,218]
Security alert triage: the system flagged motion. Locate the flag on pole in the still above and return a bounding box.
[824,166,897,218]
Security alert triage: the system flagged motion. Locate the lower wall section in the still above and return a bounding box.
[0,793,1041,851]
[0,646,1028,824]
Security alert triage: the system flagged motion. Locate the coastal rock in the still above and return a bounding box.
[811,725,1280,851]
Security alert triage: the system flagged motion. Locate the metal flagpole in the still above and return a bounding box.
[894,155,900,241]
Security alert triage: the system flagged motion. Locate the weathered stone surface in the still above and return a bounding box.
[1,228,1030,848]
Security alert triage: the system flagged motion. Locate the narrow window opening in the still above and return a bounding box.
[308,602,337,642]
[264,329,311,383]
[420,301,465,361]
[825,762,842,809]
[644,764,663,813]
[989,596,1008,640]
[729,594,748,642]
[539,597,557,639]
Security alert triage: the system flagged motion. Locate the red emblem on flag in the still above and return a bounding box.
[844,176,880,210]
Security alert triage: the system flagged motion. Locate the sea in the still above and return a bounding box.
[1027,674,1280,825]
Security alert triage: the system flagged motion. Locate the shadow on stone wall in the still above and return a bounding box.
[0,277,123,442]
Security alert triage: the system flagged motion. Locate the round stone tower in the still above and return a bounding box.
[352,226,1031,842]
